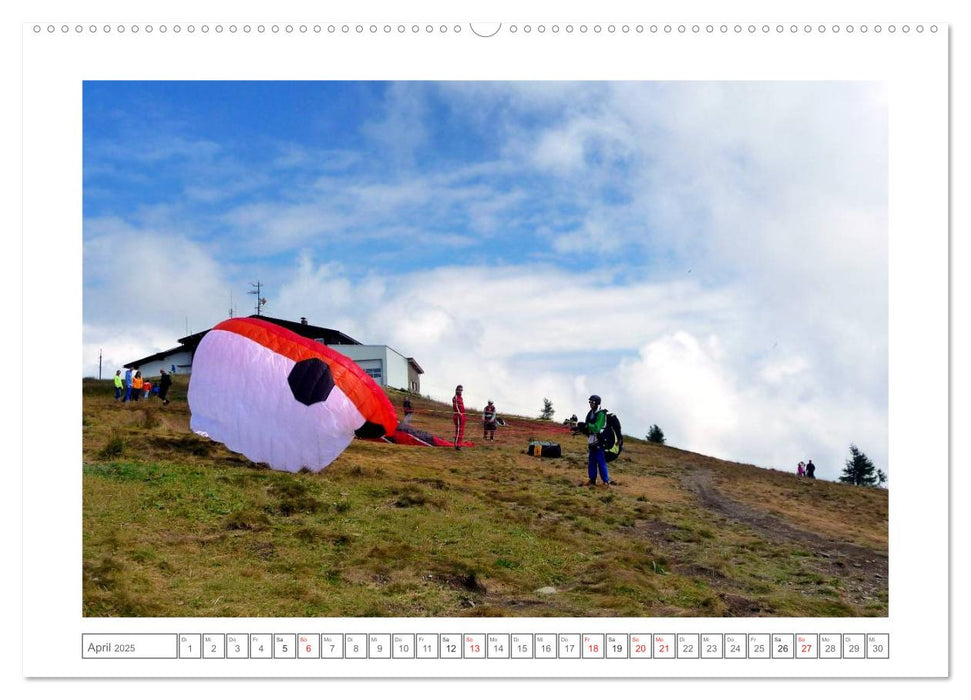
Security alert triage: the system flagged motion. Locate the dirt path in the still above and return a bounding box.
[680,466,888,613]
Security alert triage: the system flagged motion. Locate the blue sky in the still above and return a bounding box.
[83,80,888,481]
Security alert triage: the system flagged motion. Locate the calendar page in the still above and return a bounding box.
[17,0,952,687]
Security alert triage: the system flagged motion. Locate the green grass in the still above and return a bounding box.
[81,377,888,618]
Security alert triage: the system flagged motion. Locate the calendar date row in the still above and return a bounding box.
[82,633,889,660]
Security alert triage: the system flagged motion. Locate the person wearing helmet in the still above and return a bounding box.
[581,394,610,486]
[482,400,498,441]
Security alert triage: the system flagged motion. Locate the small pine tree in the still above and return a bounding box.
[839,444,886,487]
[646,424,666,444]
[540,398,555,420]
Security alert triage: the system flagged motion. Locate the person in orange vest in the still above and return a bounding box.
[131,371,144,402]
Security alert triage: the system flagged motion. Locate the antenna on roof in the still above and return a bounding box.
[248,280,268,316]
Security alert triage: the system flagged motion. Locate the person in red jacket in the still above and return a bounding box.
[452,385,466,450]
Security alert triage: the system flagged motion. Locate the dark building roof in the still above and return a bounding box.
[176,315,363,348]
[124,346,188,369]
[128,316,367,369]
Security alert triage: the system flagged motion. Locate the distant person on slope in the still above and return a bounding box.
[452,385,466,450]
[579,394,610,487]
[805,460,816,479]
[113,370,124,401]
[482,400,497,441]
[402,397,414,424]
[124,367,133,402]
[797,461,806,478]
[158,368,172,405]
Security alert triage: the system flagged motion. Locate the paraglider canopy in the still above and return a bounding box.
[188,317,398,472]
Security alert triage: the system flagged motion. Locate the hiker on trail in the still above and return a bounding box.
[158,368,172,405]
[580,394,610,487]
[402,397,414,424]
[123,367,133,402]
[483,400,497,441]
[806,460,816,479]
[131,371,144,402]
[113,370,124,400]
[452,385,466,450]
[797,461,806,478]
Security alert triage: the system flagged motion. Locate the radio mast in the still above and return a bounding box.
[248,281,267,316]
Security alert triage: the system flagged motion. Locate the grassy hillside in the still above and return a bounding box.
[82,377,888,618]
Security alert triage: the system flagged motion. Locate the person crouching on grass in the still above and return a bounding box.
[483,400,497,441]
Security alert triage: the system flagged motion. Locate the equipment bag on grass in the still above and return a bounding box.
[527,441,562,458]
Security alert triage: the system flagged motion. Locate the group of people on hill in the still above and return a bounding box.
[449,385,501,449]
[401,385,502,450]
[446,386,614,488]
[797,459,816,479]
[113,367,172,405]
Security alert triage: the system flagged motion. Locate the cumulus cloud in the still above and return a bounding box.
[83,216,234,347]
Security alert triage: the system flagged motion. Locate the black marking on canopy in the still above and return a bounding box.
[288,358,335,406]
[354,421,387,439]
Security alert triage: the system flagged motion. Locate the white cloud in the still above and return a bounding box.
[360,82,431,165]
[616,332,741,453]
[83,217,234,358]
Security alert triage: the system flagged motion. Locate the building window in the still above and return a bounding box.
[364,367,383,384]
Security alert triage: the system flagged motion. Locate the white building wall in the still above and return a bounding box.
[129,350,194,379]
[384,347,409,391]
[329,344,410,391]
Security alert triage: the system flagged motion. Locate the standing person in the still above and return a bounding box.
[131,371,143,402]
[113,370,124,400]
[797,461,806,478]
[143,379,153,399]
[402,397,414,424]
[482,400,497,441]
[158,368,172,405]
[580,395,610,486]
[452,385,466,450]
[123,367,133,402]
[806,460,816,479]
